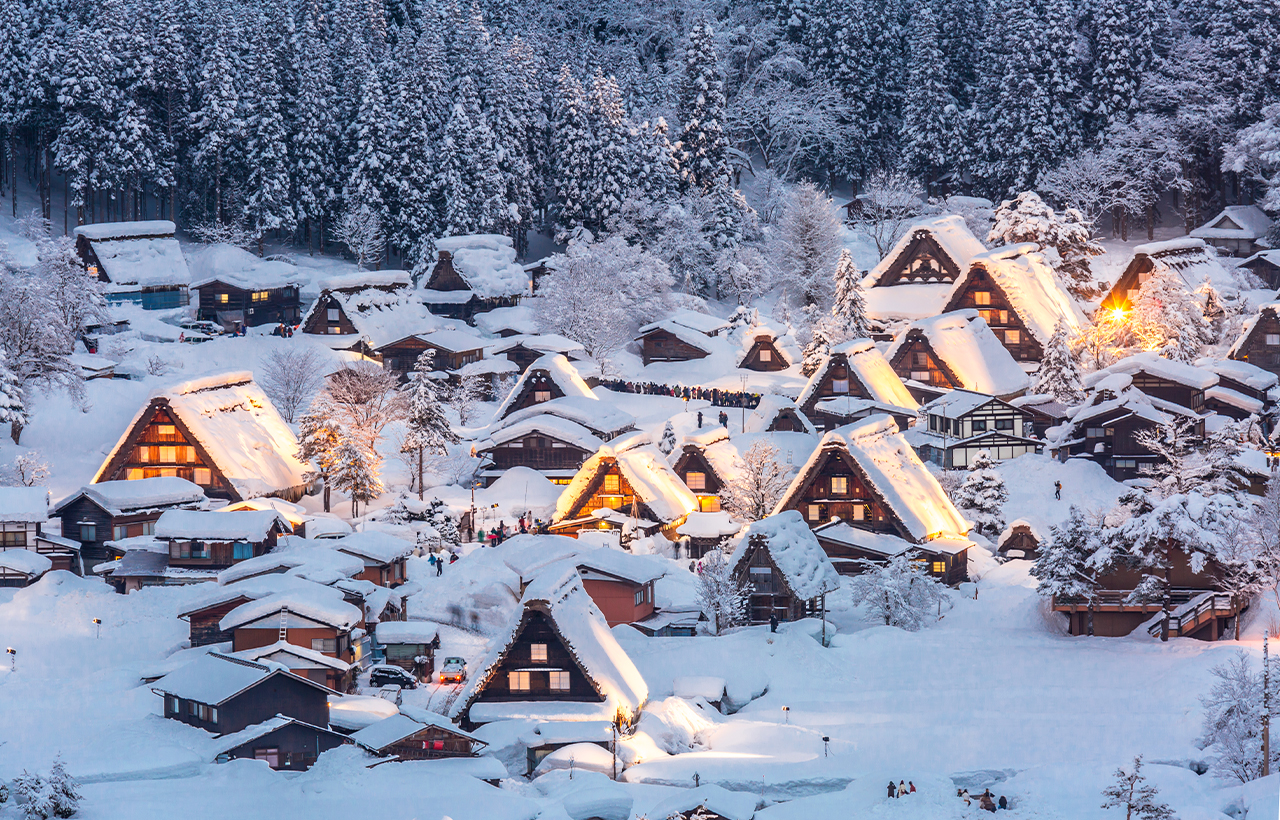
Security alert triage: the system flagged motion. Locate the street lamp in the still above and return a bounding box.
[740,375,749,431]
[781,705,790,724]
[823,736,830,757]
[6,647,14,672]
[92,618,101,639]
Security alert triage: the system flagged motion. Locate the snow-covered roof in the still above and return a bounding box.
[301,288,442,351]
[744,394,816,435]
[813,521,913,557]
[434,234,529,297]
[735,323,800,368]
[155,509,290,541]
[316,270,411,293]
[1083,352,1218,391]
[864,215,988,288]
[664,309,731,336]
[479,414,604,454]
[75,220,190,287]
[494,354,597,420]
[920,389,1001,417]
[151,652,334,704]
[1190,205,1273,241]
[863,282,955,321]
[886,310,1031,397]
[234,640,352,671]
[187,244,303,290]
[957,243,1087,346]
[219,586,362,632]
[57,477,204,517]
[798,338,920,411]
[997,518,1047,548]
[350,712,482,753]
[0,487,48,523]
[1195,357,1278,391]
[647,785,758,820]
[634,320,715,352]
[486,333,585,356]
[474,305,540,336]
[573,549,665,584]
[451,567,648,722]
[0,548,52,576]
[1229,301,1280,358]
[215,544,363,585]
[209,716,347,757]
[416,328,487,353]
[1129,237,1239,294]
[813,397,916,420]
[777,415,970,542]
[732,511,840,600]
[555,443,698,525]
[675,510,743,539]
[375,620,439,645]
[216,496,309,526]
[492,396,634,439]
[333,531,414,564]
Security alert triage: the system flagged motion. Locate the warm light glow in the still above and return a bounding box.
[1107,306,1128,323]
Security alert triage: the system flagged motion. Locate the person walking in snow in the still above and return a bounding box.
[909,782,916,793]
[897,781,907,797]
[718,411,728,427]
[887,781,896,798]
[1054,480,1061,500]
[769,613,778,633]
[436,556,444,576]
[998,796,1007,810]
[697,411,703,428]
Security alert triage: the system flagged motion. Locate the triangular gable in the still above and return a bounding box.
[864,216,987,288]
[425,251,472,292]
[886,330,962,390]
[737,334,790,369]
[93,401,238,499]
[773,443,917,542]
[237,610,338,631]
[1212,215,1242,231]
[672,446,725,491]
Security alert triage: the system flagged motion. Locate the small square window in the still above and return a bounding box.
[995,418,1013,431]
[807,504,822,522]
[530,643,547,663]
[831,378,849,393]
[1267,334,1280,346]
[830,476,847,495]
[759,348,772,362]
[549,670,570,690]
[603,474,619,493]
[533,390,551,402]
[853,504,865,521]
[972,420,987,432]
[1005,330,1020,345]
[509,671,531,691]
[974,291,991,306]
[157,424,176,437]
[686,471,706,490]
[217,293,229,304]
[932,561,945,574]
[79,524,96,542]
[327,308,340,322]
[194,468,212,485]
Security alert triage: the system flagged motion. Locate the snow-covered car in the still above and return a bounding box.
[179,320,225,336]
[439,657,466,684]
[375,685,402,706]
[369,664,417,690]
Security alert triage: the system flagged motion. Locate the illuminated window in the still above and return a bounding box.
[530,643,547,663]
[807,504,822,521]
[251,291,269,302]
[831,378,849,393]
[1004,330,1020,345]
[329,326,342,334]
[157,424,176,437]
[127,468,143,480]
[533,390,551,402]
[932,561,945,573]
[1268,334,1280,346]
[998,310,1009,325]
[759,348,772,362]
[549,670,571,690]
[974,291,991,306]
[853,504,865,521]
[699,496,720,512]
[217,293,229,304]
[508,671,531,691]
[194,468,212,485]
[686,472,706,490]
[911,371,930,381]
[159,446,177,463]
[137,447,152,463]
[830,476,847,495]
[603,474,619,493]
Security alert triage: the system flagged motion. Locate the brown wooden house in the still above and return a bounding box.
[909,389,1041,468]
[54,477,206,571]
[72,220,191,310]
[235,640,355,692]
[996,519,1044,559]
[796,338,920,420]
[220,589,364,669]
[213,716,351,771]
[332,531,413,587]
[1230,302,1280,378]
[574,552,663,627]
[179,589,255,647]
[450,570,648,728]
[941,245,1085,363]
[773,416,972,583]
[730,511,840,625]
[351,713,486,761]
[862,215,987,288]
[476,416,602,486]
[0,549,51,588]
[192,276,301,328]
[156,509,291,568]
[551,441,698,540]
[493,354,597,422]
[1239,250,1280,289]
[376,329,486,377]
[1099,237,1232,313]
[487,334,586,373]
[151,652,336,736]
[94,373,311,503]
[636,320,713,365]
[670,428,734,513]
[737,328,795,372]
[744,394,816,435]
[1189,204,1273,257]
[886,310,1031,399]
[0,487,84,577]
[424,236,529,322]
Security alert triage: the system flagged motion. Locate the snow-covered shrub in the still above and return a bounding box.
[847,552,948,631]
[1101,756,1175,820]
[719,440,791,522]
[696,548,749,635]
[1198,651,1278,783]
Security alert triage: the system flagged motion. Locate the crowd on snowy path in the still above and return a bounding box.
[599,379,762,408]
[958,788,1009,812]
[888,779,917,797]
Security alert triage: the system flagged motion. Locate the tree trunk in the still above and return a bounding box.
[323,481,331,513]
[1161,540,1172,642]
[1146,205,1154,241]
[417,448,424,501]
[1087,600,1094,637]
[10,420,21,445]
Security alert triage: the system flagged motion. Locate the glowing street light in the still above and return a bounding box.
[5,647,14,672]
[781,705,790,724]
[92,617,102,639]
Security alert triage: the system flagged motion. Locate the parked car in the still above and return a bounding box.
[438,656,466,684]
[179,319,225,336]
[369,664,418,690]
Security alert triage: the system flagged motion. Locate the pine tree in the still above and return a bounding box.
[633,118,681,205]
[46,755,80,819]
[830,249,870,342]
[679,20,731,193]
[487,36,540,252]
[187,13,243,225]
[1091,0,1141,130]
[552,66,592,237]
[292,4,335,252]
[1034,505,1101,633]
[436,76,505,236]
[901,2,956,190]
[401,350,458,499]
[243,17,294,253]
[1101,757,1176,820]
[953,450,1008,538]
[801,324,830,377]
[0,349,28,445]
[343,59,394,227]
[989,192,1102,297]
[1033,319,1084,404]
[658,420,677,455]
[586,72,632,234]
[332,439,384,518]
[297,402,343,513]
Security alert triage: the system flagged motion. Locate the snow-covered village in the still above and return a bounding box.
[1,0,1280,817]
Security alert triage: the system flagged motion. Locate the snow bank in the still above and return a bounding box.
[0,487,48,522]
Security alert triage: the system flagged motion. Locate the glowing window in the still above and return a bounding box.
[686,472,706,490]
[603,474,619,493]
[830,476,847,495]
[157,424,176,437]
[807,504,822,521]
[193,468,212,485]
[137,447,151,463]
[1005,330,1020,345]
[217,293,229,304]
[974,291,991,306]
[159,446,177,463]
[533,390,551,402]
[853,505,865,521]
[127,468,143,480]
[549,670,571,690]
[251,291,269,302]
[530,643,547,663]
[932,561,945,573]
[509,671,531,691]
[759,348,772,362]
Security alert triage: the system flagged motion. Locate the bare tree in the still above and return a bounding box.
[696,547,750,635]
[334,203,385,270]
[720,440,792,521]
[1246,477,1280,611]
[324,361,405,453]
[448,373,487,427]
[849,170,924,257]
[848,552,948,630]
[258,347,327,423]
[190,220,257,251]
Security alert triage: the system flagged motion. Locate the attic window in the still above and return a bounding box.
[974,291,991,306]
[530,643,547,663]
[1267,334,1280,346]
[853,504,865,521]
[157,424,176,437]
[832,379,849,393]
[533,390,551,403]
[603,474,619,493]
[911,371,930,382]
[508,671,531,691]
[759,348,772,362]
[830,476,847,495]
[327,308,340,322]
[549,670,570,690]
[1004,330,1020,345]
[686,471,706,490]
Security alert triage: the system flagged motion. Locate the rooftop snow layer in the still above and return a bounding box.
[155,509,290,541]
[0,487,48,522]
[886,310,1031,397]
[187,244,304,290]
[334,531,415,564]
[1190,204,1273,240]
[435,234,529,297]
[480,414,604,454]
[350,712,481,752]
[58,477,204,516]
[0,548,52,576]
[554,443,698,524]
[1083,352,1219,391]
[73,220,176,241]
[219,585,362,631]
[797,338,919,411]
[316,270,411,292]
[77,221,191,287]
[745,394,816,435]
[960,243,1087,346]
[1194,357,1279,391]
[493,396,634,438]
[150,652,318,704]
[732,510,841,600]
[676,511,743,539]
[375,620,439,645]
[234,640,352,671]
[864,214,989,288]
[494,354,598,420]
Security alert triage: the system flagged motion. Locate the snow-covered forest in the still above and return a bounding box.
[2,0,1279,277]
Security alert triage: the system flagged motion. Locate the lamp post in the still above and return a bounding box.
[822,736,830,758]
[93,618,101,639]
[740,375,748,431]
[781,705,790,724]
[6,647,14,672]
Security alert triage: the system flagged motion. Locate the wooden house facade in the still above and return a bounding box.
[637,323,712,365]
[95,403,229,496]
[796,339,919,420]
[54,477,206,570]
[738,332,791,371]
[73,221,191,310]
[1240,250,1280,289]
[942,266,1043,361]
[375,621,440,680]
[223,597,362,668]
[1053,387,1205,481]
[671,444,726,513]
[151,653,335,735]
[194,279,301,328]
[730,514,840,626]
[910,390,1041,468]
[352,714,485,761]
[551,443,697,540]
[179,593,254,647]
[862,216,986,288]
[216,718,351,771]
[1230,303,1280,378]
[885,311,1031,399]
[997,520,1042,559]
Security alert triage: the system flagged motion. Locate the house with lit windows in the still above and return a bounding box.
[796,338,920,422]
[0,487,75,585]
[906,390,1041,468]
[449,567,649,730]
[773,415,973,583]
[860,215,988,322]
[730,511,841,625]
[669,426,738,513]
[1231,302,1280,379]
[299,272,438,358]
[190,246,303,328]
[886,310,1031,399]
[736,325,799,372]
[93,373,311,503]
[73,220,191,310]
[493,354,599,422]
[53,477,206,571]
[1099,237,1235,314]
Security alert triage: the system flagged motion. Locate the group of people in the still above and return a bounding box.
[426,551,458,576]
[887,780,916,797]
[271,322,295,337]
[959,788,1009,812]
[598,379,761,409]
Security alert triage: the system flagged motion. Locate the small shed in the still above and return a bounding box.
[351,712,486,760]
[1190,204,1273,257]
[997,519,1044,559]
[744,394,816,435]
[73,220,191,309]
[212,715,351,771]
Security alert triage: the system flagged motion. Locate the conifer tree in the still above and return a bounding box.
[292,5,335,252]
[658,420,677,455]
[1091,0,1140,129]
[953,450,1008,538]
[901,2,955,189]
[243,19,294,253]
[401,350,458,499]
[831,249,870,342]
[679,20,731,193]
[586,72,632,234]
[1033,505,1102,633]
[553,66,592,237]
[187,14,243,225]
[343,60,394,226]
[634,118,681,205]
[0,349,27,445]
[436,76,504,236]
[297,402,343,513]
[332,439,384,518]
[1131,266,1212,362]
[1101,757,1176,820]
[1034,319,1085,404]
[487,37,540,251]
